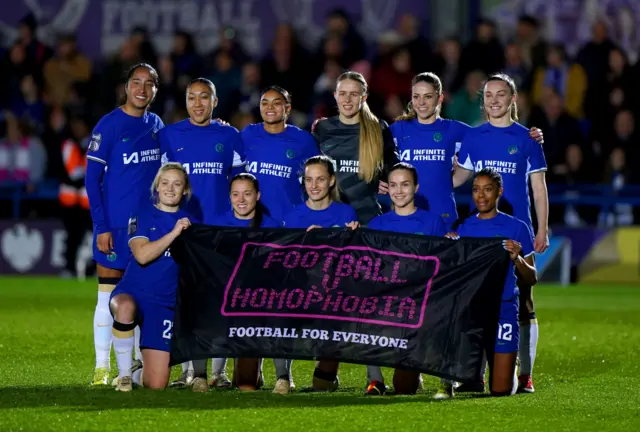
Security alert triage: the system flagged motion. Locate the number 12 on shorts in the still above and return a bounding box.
[497,323,513,341]
[162,320,173,340]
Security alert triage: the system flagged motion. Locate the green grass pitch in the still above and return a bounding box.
[1,277,639,431]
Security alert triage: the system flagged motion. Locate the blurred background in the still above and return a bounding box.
[0,0,638,285]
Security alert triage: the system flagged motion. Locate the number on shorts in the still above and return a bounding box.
[497,323,513,341]
[162,319,173,340]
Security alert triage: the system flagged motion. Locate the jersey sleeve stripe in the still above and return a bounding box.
[527,167,547,174]
[87,155,107,164]
[128,235,150,245]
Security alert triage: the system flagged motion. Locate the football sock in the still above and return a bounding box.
[112,320,135,379]
[95,277,120,369]
[519,313,538,376]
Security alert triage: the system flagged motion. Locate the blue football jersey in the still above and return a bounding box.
[390,118,469,225]
[121,204,189,307]
[159,119,246,224]
[368,209,447,236]
[86,108,164,232]
[283,202,358,228]
[242,123,320,221]
[458,122,547,227]
[457,212,534,300]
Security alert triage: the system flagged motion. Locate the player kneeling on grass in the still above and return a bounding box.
[109,163,193,391]
[436,168,537,399]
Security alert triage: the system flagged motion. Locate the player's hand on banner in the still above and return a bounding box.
[306,224,322,232]
[529,127,544,144]
[378,181,389,194]
[534,230,550,253]
[445,232,459,240]
[172,218,191,236]
[503,239,522,261]
[97,232,113,254]
[311,117,327,133]
[345,221,360,230]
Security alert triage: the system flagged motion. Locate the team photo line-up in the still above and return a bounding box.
[86,61,548,399]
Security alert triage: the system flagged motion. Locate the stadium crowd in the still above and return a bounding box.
[0,10,638,227]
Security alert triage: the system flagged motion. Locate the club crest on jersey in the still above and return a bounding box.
[107,252,118,262]
[89,133,101,152]
[128,217,138,236]
[216,143,225,152]
[433,132,443,142]
[286,149,295,159]
[508,145,518,155]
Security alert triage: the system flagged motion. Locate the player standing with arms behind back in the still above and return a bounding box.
[85,63,164,385]
[159,78,245,389]
[454,73,548,393]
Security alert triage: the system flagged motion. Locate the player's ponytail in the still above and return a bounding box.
[337,71,384,184]
[230,173,264,228]
[396,72,443,122]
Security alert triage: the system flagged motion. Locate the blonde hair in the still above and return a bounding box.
[336,71,383,183]
[396,72,443,122]
[150,162,192,203]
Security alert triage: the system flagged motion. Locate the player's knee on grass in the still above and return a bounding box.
[233,358,262,391]
[489,352,517,396]
[142,350,171,389]
[110,294,137,323]
[393,368,420,394]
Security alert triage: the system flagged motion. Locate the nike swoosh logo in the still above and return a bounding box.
[177,148,184,151]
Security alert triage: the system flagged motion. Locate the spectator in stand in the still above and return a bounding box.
[317,8,366,68]
[237,62,262,117]
[444,69,486,127]
[11,75,45,132]
[531,43,587,120]
[0,113,47,190]
[312,59,344,119]
[551,143,596,226]
[130,27,157,66]
[371,47,414,104]
[170,31,202,83]
[504,43,530,90]
[600,147,634,227]
[432,37,465,101]
[205,27,249,72]
[207,51,241,121]
[604,110,637,162]
[514,15,548,81]
[528,90,585,174]
[396,13,433,75]
[1,43,34,111]
[576,20,618,119]
[43,34,92,108]
[15,14,53,86]
[459,19,505,79]
[99,39,141,111]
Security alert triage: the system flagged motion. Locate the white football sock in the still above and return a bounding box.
[112,328,134,379]
[366,365,385,383]
[519,320,538,376]
[134,326,142,361]
[94,288,114,369]
[181,361,194,374]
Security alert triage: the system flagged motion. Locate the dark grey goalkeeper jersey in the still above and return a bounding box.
[313,116,399,224]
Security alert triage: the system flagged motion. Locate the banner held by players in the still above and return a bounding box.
[169,226,511,383]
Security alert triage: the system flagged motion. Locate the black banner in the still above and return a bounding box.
[169,226,511,383]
